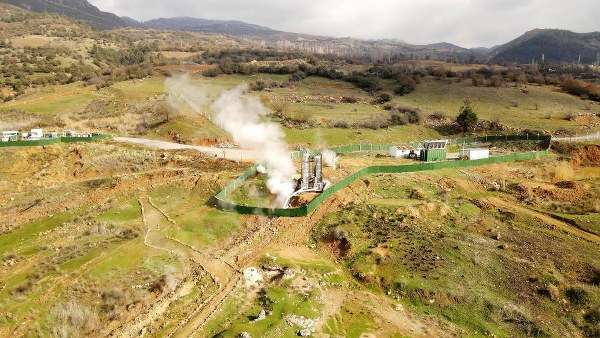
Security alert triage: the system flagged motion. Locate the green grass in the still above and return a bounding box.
[230,174,273,207]
[0,210,76,254]
[96,199,141,223]
[148,115,229,142]
[394,78,595,131]
[285,102,385,122]
[324,301,377,338]
[212,285,320,338]
[0,83,99,115]
[109,76,165,100]
[149,185,242,248]
[284,124,441,147]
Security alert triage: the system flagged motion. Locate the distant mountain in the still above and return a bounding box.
[0,0,127,29]
[120,16,140,27]
[142,17,285,39]
[489,29,600,64]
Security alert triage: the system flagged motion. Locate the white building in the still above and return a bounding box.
[1,131,19,142]
[29,129,44,140]
[459,148,490,160]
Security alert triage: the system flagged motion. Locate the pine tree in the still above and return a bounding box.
[456,98,478,132]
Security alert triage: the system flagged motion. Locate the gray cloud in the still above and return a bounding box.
[90,0,600,47]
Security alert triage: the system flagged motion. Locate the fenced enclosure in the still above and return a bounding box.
[214,134,552,217]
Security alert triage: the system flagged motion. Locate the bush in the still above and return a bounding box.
[341,96,358,103]
[374,93,392,104]
[201,67,221,77]
[394,75,416,96]
[565,287,589,305]
[560,77,600,101]
[289,71,307,82]
[249,80,267,91]
[331,120,349,128]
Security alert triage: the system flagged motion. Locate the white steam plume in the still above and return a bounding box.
[321,149,338,168]
[165,74,208,114]
[212,85,296,206]
[165,74,296,207]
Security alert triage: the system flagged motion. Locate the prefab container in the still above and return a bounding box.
[29,129,44,140]
[459,148,490,160]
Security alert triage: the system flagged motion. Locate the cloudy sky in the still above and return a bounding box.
[89,0,600,48]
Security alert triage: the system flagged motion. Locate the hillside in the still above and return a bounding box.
[0,0,127,29]
[490,29,600,64]
[143,17,283,39]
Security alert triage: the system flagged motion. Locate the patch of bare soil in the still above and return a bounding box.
[513,180,588,203]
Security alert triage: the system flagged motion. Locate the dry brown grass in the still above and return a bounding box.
[552,161,575,182]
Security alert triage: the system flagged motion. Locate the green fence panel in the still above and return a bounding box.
[0,134,112,148]
[0,138,61,147]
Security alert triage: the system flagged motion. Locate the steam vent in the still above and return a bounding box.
[283,152,326,208]
[300,152,325,192]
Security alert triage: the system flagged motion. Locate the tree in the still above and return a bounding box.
[456,98,478,132]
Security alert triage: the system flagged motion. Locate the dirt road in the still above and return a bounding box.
[114,137,258,162]
[553,131,600,143]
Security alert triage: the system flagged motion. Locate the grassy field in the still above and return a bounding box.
[283,124,441,147]
[394,78,597,131]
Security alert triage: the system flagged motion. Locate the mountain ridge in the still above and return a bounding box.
[4,0,600,65]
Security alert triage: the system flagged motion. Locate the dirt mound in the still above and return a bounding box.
[514,181,588,203]
[288,193,319,208]
[533,181,587,202]
[322,227,351,258]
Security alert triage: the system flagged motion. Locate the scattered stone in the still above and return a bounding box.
[285,314,316,337]
[238,332,252,338]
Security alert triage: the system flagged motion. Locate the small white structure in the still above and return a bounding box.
[29,129,44,140]
[389,145,414,158]
[1,131,19,142]
[459,148,490,160]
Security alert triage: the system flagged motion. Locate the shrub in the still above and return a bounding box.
[429,112,445,119]
[566,287,589,305]
[560,77,600,101]
[249,80,266,91]
[289,71,307,82]
[374,93,392,104]
[394,75,417,96]
[341,96,358,103]
[201,67,221,77]
[331,120,349,128]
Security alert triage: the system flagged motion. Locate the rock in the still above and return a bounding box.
[547,284,560,301]
[286,314,316,337]
[243,267,263,288]
[252,309,267,322]
[238,332,252,338]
